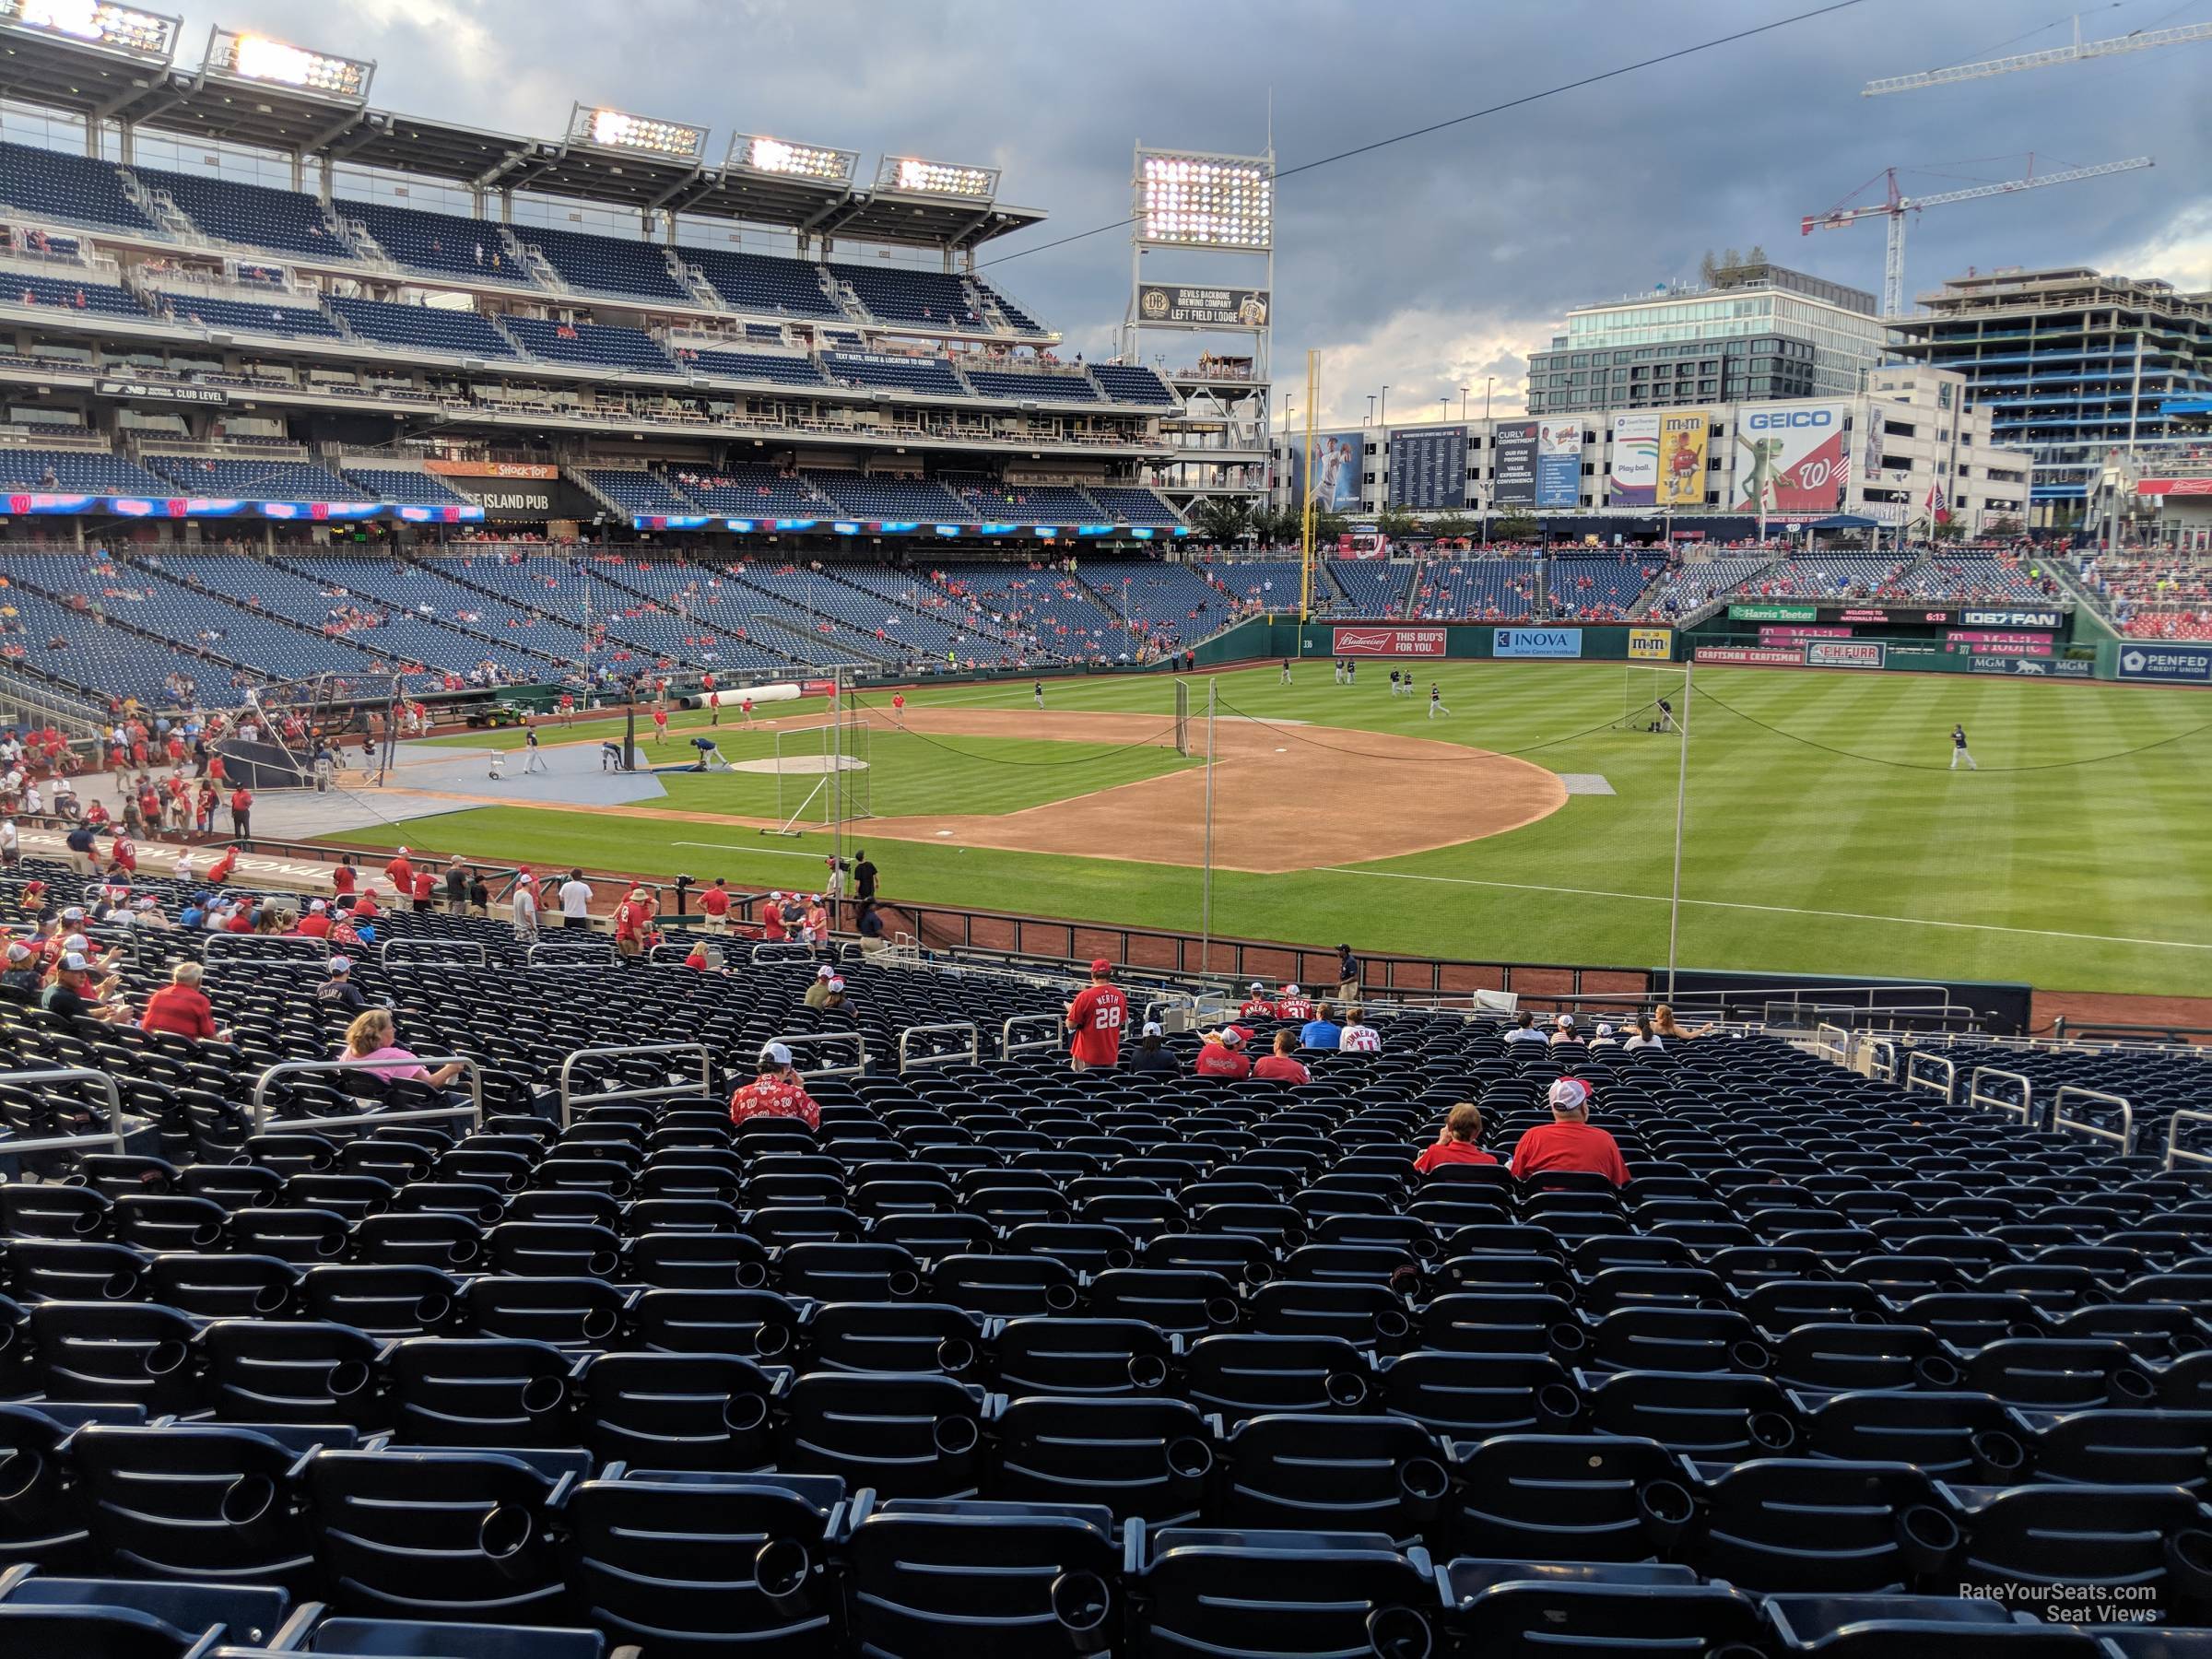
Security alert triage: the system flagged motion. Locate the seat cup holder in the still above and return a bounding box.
[478,1502,534,1564]
[1547,1324,1589,1357]
[1246,1261,1274,1285]
[1365,1604,1433,1659]
[327,1359,372,1400]
[252,1281,291,1316]
[1104,1249,1135,1271]
[582,1308,620,1342]
[723,1392,770,1435]
[1748,1411,1797,1452]
[1913,1354,1963,1390]
[1894,1504,1961,1576]
[416,1295,453,1328]
[519,1375,567,1417]
[1051,1568,1113,1653]
[145,1338,189,1377]
[70,1212,103,1237]
[1374,1309,1411,1343]
[1325,1371,1370,1408]
[932,1415,981,1456]
[935,1337,976,1374]
[586,1251,620,1277]
[102,1269,140,1300]
[1728,1340,1771,1373]
[1636,1478,1696,1550]
[1045,1283,1081,1313]
[1535,1382,1583,1423]
[888,1271,922,1299]
[2007,1322,2043,1340]
[1397,1455,1451,1518]
[0,1447,45,1503]
[1127,1354,1170,1391]
[220,1472,276,1527]
[2165,1528,2212,1600]
[1165,1436,1213,1482]
[191,1222,225,1248]
[1203,1298,1239,1328]
[753,1324,792,1358]
[314,1234,347,1259]
[2108,1368,2158,1405]
[735,1262,770,1289]
[1971,1429,2027,1479]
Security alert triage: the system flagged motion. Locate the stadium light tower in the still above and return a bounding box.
[203,26,373,100]
[567,102,708,163]
[1126,144,1275,525]
[0,0,180,62]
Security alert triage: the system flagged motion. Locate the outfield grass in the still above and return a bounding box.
[339,663,2212,996]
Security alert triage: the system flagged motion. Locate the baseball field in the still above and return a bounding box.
[324,660,2212,997]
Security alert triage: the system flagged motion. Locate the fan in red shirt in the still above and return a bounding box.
[760,891,787,942]
[1510,1077,1630,1186]
[1193,1026,1252,1077]
[331,860,358,900]
[697,877,733,934]
[651,706,669,743]
[1064,958,1128,1072]
[204,846,238,884]
[1414,1102,1501,1174]
[613,888,655,958]
[1274,982,1314,1021]
[410,869,436,912]
[729,1042,820,1130]
[139,961,227,1042]
[1237,981,1277,1020]
[1251,1028,1312,1082]
[383,848,415,896]
[106,833,137,877]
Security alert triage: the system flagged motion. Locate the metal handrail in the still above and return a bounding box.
[1968,1065,2037,1129]
[1903,1051,1957,1103]
[558,1041,714,1129]
[2164,1109,2212,1171]
[2053,1085,2136,1157]
[1812,1023,1853,1065]
[1866,1038,1899,1082]
[251,1055,484,1135]
[0,1066,132,1157]
[202,934,329,967]
[1001,1013,1064,1060]
[381,938,488,967]
[750,943,819,965]
[771,1030,866,1080]
[527,940,618,967]
[898,1022,979,1075]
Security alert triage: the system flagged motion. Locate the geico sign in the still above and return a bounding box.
[1746,409,1834,429]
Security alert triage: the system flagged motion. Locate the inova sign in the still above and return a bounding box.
[1492,628,1583,658]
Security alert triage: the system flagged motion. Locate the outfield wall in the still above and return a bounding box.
[1280,620,1678,663]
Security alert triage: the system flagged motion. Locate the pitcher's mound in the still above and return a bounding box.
[728,754,869,776]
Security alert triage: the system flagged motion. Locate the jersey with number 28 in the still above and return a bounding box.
[1067,984,1129,1065]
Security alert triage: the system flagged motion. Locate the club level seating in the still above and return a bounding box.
[327,296,521,359]
[337,468,479,507]
[145,459,361,500]
[1086,486,1183,527]
[803,471,970,523]
[665,465,830,518]
[677,348,828,387]
[513,223,689,304]
[1091,361,1177,405]
[830,261,987,331]
[338,197,521,284]
[579,468,694,515]
[501,317,677,375]
[0,140,156,233]
[1326,558,1414,616]
[745,322,790,342]
[0,273,148,321]
[966,367,1101,403]
[150,293,346,341]
[0,448,167,494]
[821,352,967,396]
[684,245,844,320]
[132,166,344,259]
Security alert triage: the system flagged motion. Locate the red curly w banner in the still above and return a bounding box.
[1333,627,1448,657]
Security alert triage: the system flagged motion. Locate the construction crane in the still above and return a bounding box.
[1801,156,2154,319]
[1865,13,2212,95]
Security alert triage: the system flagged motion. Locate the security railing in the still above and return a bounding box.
[2052,1085,2135,1157]
[251,1056,484,1135]
[1902,1051,1957,1104]
[1966,1065,2037,1129]
[771,1031,866,1080]
[1001,1013,1064,1060]
[0,1067,134,1158]
[2164,1109,2212,1171]
[558,1041,714,1129]
[898,1023,979,1074]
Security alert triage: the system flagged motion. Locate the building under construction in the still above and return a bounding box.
[1887,266,2212,521]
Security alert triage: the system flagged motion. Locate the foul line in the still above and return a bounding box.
[1312,866,2212,953]
[674,840,829,859]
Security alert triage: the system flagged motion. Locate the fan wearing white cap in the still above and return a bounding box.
[729,1041,820,1131]
[1508,1077,1629,1187]
[803,964,838,1008]
[1238,981,1278,1021]
[0,940,41,993]
[760,890,789,943]
[1275,982,1313,1022]
[42,948,126,1023]
[315,955,371,1014]
[1194,1023,1253,1079]
[297,898,334,940]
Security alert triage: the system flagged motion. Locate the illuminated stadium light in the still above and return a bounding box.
[875,154,998,199]
[726,133,856,186]
[1137,148,1273,249]
[206,27,372,100]
[1,0,179,59]
[569,102,708,162]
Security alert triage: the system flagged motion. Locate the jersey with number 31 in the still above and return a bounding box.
[1067,984,1129,1066]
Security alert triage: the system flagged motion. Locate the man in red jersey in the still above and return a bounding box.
[1064,958,1128,1072]
[729,1041,820,1130]
[1238,981,1277,1020]
[1510,1077,1630,1186]
[1193,1026,1252,1078]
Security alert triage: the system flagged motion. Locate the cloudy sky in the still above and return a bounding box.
[151,0,2212,421]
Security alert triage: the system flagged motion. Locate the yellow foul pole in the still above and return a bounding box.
[1300,348,1318,621]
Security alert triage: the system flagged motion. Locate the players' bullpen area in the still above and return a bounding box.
[324,661,2212,997]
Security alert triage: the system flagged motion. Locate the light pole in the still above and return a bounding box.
[1484,378,1494,421]
[1380,385,1390,428]
[1365,394,1375,427]
[1460,385,1470,421]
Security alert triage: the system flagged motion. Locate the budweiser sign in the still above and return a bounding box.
[1333,626,1448,657]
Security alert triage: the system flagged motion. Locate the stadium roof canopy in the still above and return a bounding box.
[0,15,1043,250]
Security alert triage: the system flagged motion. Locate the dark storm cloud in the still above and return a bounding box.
[185,0,2210,416]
